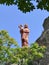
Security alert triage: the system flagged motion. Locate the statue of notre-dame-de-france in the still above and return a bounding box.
[18,24,30,47]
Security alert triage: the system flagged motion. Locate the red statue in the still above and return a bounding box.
[18,24,30,47]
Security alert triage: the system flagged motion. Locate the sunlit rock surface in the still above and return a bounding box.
[36,16,49,65]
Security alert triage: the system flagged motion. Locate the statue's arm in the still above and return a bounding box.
[18,25,23,29]
[18,25,23,33]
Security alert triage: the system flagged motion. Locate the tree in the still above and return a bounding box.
[0,0,49,13]
[0,30,46,65]
[11,43,46,65]
[0,30,18,65]
[17,43,46,65]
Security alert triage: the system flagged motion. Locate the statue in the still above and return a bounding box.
[18,24,30,47]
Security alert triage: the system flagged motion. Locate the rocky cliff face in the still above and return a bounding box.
[36,16,49,65]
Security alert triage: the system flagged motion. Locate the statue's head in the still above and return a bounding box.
[24,24,28,28]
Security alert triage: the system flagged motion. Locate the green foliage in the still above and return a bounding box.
[37,0,49,11]
[17,0,35,13]
[0,0,49,13]
[11,43,46,65]
[0,30,18,64]
[0,30,46,65]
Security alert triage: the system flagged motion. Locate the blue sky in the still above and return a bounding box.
[0,4,49,47]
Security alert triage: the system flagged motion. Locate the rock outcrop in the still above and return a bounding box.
[36,16,49,65]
